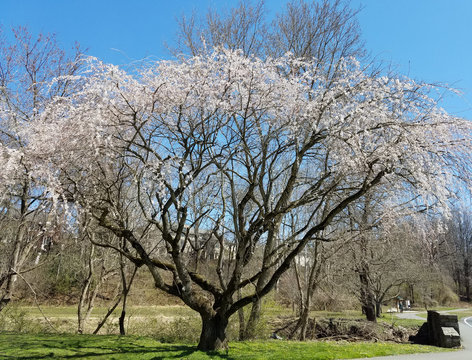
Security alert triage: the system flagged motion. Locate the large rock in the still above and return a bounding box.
[411,310,461,348]
[440,327,460,348]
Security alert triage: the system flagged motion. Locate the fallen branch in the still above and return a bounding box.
[15,271,57,333]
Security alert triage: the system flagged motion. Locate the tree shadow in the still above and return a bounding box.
[0,334,234,360]
[149,345,232,359]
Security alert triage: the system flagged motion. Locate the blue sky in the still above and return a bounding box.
[2,0,471,119]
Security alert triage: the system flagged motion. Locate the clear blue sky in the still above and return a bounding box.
[2,0,471,119]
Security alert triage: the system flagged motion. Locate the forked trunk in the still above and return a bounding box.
[198,314,228,351]
[289,306,310,340]
[299,307,310,340]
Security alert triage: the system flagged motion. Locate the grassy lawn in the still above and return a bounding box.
[379,316,424,327]
[0,333,452,360]
[439,310,472,319]
[2,304,466,359]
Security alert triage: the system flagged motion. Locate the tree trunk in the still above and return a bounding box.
[359,269,376,322]
[77,272,93,334]
[0,223,26,312]
[289,306,310,340]
[362,302,376,322]
[93,295,122,334]
[77,244,95,334]
[289,258,308,340]
[357,206,376,323]
[375,301,382,318]
[118,264,136,336]
[237,288,245,340]
[299,308,310,341]
[242,227,279,340]
[464,257,470,302]
[243,298,262,340]
[408,283,415,305]
[118,248,135,335]
[119,310,126,335]
[197,314,228,351]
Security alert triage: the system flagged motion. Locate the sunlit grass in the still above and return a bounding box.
[379,315,424,327]
[0,333,453,360]
[436,310,472,319]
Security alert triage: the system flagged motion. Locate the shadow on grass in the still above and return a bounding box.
[149,346,230,360]
[0,333,232,360]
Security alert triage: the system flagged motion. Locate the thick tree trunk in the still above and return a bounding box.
[197,314,228,351]
[357,208,376,323]
[363,303,376,322]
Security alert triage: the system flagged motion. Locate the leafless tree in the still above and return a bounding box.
[0,27,83,310]
[444,208,472,302]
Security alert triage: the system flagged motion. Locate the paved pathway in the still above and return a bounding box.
[358,311,472,360]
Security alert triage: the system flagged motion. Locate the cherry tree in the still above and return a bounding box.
[24,49,472,350]
[175,0,367,339]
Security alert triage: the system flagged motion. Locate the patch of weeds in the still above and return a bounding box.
[0,304,43,333]
[127,316,202,343]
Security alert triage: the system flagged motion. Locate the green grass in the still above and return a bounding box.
[0,333,452,360]
[379,316,424,328]
[438,310,472,319]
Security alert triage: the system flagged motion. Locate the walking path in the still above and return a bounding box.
[359,310,472,360]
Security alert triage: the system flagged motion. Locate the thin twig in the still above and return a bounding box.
[15,271,58,333]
